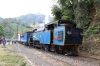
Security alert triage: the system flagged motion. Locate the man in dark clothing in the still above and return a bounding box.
[29,36,33,46]
[2,37,6,47]
[0,38,2,44]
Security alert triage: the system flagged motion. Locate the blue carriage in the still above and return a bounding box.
[20,31,33,46]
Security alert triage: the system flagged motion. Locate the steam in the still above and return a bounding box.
[45,15,49,24]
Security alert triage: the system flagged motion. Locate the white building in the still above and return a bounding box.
[29,22,45,30]
[34,22,45,28]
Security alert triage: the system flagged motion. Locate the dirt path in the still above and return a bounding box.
[6,43,53,66]
[6,43,100,66]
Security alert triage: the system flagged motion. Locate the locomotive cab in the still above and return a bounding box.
[45,22,55,44]
[52,20,83,45]
[52,20,83,55]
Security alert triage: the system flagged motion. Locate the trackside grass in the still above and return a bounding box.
[0,45,27,66]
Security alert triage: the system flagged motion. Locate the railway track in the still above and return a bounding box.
[26,46,100,66]
[9,43,100,66]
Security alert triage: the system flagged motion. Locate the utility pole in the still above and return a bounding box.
[22,29,23,34]
[17,25,18,39]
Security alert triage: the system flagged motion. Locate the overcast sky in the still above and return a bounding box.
[0,0,54,18]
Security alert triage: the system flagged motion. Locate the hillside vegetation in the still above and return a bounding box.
[0,13,47,38]
[17,13,45,24]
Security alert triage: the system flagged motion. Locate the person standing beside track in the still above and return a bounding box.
[12,38,17,44]
[2,37,6,47]
[0,38,2,44]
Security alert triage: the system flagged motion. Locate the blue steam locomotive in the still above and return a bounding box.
[19,20,83,55]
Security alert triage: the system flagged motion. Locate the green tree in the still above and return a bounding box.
[51,5,62,21]
[51,0,95,29]
[0,26,5,37]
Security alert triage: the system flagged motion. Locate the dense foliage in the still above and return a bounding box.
[0,18,25,38]
[51,0,100,31]
[0,25,5,37]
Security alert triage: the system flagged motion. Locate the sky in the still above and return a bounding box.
[0,0,54,18]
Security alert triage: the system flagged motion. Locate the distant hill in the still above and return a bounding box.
[0,17,3,21]
[0,13,53,38]
[17,13,46,24]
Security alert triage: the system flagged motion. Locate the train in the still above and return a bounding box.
[18,20,83,55]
